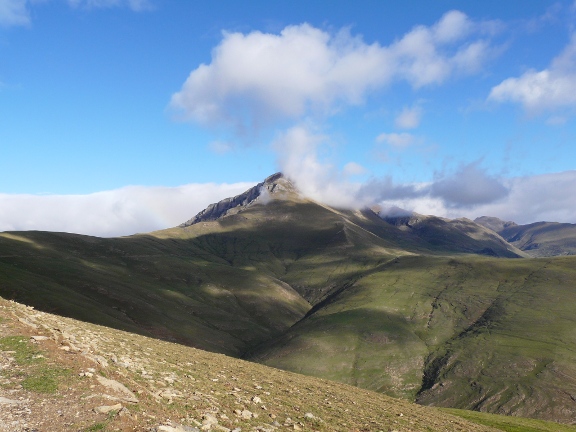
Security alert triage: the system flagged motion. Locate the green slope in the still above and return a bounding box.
[0,198,400,356]
[0,230,311,356]
[247,254,576,423]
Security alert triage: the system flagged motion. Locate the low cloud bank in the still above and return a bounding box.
[0,182,254,237]
[459,170,576,224]
[360,170,576,225]
[1,171,573,238]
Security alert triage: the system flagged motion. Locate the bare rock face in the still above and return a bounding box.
[180,173,298,227]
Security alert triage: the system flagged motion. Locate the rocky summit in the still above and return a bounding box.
[180,173,298,227]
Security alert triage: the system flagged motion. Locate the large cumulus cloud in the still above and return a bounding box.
[170,12,499,133]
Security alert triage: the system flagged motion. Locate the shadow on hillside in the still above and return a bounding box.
[0,221,396,358]
[0,200,526,362]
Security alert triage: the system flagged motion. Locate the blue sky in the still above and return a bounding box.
[1,0,576,236]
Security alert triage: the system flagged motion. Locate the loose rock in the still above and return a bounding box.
[94,403,123,414]
[96,375,139,403]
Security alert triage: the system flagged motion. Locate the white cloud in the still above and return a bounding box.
[0,0,30,27]
[343,162,367,176]
[0,182,254,237]
[465,170,576,224]
[170,24,390,131]
[274,125,525,221]
[276,134,575,225]
[67,0,152,11]
[394,105,422,129]
[274,125,364,208]
[170,12,499,133]
[489,34,576,112]
[432,9,471,43]
[389,10,493,88]
[452,40,493,73]
[2,169,573,238]
[274,125,423,209]
[208,140,234,154]
[0,0,151,27]
[376,132,417,148]
[348,164,510,212]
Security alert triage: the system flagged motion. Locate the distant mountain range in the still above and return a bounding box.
[475,216,576,257]
[1,173,576,426]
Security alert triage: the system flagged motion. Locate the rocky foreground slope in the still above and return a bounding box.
[0,295,507,432]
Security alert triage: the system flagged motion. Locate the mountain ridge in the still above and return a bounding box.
[179,173,525,258]
[2,173,576,426]
[475,216,576,257]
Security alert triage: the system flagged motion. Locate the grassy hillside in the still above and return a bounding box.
[370,212,525,258]
[0,199,402,356]
[2,294,575,432]
[0,230,311,356]
[248,254,576,423]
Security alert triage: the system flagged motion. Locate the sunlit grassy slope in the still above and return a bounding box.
[248,254,576,423]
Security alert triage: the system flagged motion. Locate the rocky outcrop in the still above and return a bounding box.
[180,173,298,226]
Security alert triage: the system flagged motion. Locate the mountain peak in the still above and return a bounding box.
[180,172,299,226]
